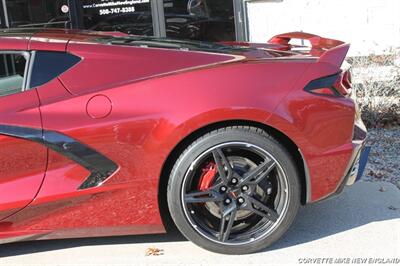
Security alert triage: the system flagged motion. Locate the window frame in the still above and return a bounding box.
[236,0,284,41]
[0,51,32,95]
[234,0,248,41]
[0,0,9,28]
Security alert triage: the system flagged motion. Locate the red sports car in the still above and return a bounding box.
[0,29,368,254]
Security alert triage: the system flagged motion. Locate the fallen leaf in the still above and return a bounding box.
[379,186,387,192]
[145,247,164,256]
[368,170,375,176]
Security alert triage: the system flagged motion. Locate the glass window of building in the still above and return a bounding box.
[0,0,242,42]
[163,0,235,42]
[80,0,153,36]
[5,0,69,28]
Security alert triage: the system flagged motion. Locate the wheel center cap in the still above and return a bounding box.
[228,188,241,199]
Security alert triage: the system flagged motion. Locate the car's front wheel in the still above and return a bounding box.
[167,126,300,254]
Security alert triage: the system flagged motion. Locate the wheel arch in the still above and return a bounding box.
[158,119,309,232]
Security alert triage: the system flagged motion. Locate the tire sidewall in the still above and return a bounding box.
[167,127,300,254]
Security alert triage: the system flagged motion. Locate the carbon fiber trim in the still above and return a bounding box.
[0,125,118,189]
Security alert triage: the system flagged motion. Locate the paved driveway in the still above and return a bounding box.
[0,181,399,266]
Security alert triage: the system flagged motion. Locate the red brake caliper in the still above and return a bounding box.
[198,162,217,191]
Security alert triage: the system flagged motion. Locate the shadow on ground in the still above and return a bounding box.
[1,181,399,257]
[268,181,400,251]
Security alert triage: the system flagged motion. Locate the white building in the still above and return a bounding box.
[246,0,400,55]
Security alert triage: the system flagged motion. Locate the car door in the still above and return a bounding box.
[0,51,47,220]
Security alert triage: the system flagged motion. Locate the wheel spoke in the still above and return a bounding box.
[240,159,276,185]
[212,148,233,184]
[243,195,279,222]
[185,188,223,203]
[218,201,237,242]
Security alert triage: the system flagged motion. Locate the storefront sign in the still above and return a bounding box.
[82,0,150,16]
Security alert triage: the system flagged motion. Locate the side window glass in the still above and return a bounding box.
[0,53,27,97]
[29,51,81,88]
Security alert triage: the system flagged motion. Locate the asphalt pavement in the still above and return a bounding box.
[0,181,399,266]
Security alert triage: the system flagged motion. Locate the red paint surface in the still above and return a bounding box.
[0,90,46,221]
[0,30,366,243]
[86,95,113,119]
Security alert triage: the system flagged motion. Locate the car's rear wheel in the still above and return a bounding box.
[167,126,300,254]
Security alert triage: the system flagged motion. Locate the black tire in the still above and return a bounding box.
[167,126,300,254]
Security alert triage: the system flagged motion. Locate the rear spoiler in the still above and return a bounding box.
[269,32,350,68]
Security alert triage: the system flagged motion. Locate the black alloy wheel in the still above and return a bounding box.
[167,126,300,254]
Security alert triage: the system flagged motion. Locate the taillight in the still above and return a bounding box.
[304,73,342,97]
[309,87,338,96]
[304,71,352,97]
[343,71,352,87]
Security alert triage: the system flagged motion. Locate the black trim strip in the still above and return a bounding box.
[0,125,118,189]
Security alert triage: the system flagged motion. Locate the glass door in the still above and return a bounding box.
[163,0,236,42]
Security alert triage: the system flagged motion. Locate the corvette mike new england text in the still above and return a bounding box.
[298,258,400,264]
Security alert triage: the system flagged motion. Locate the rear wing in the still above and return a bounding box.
[269,32,350,68]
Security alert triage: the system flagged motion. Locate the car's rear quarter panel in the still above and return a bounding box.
[267,62,356,201]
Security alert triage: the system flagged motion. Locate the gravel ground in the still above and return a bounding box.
[363,126,400,189]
